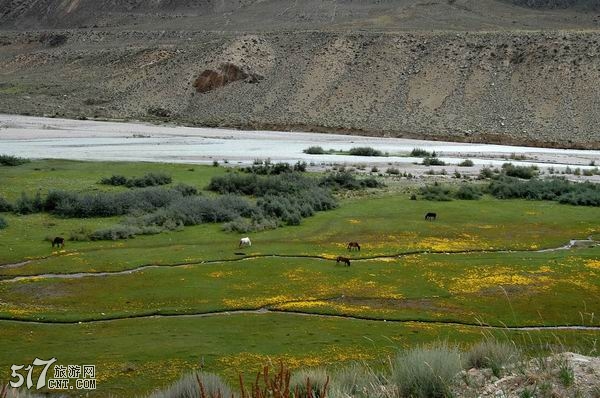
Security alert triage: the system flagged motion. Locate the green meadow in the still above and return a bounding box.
[1,159,599,397]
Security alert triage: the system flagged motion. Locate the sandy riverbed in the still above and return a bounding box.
[1,114,599,178]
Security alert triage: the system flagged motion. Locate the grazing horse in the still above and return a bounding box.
[239,237,251,248]
[336,256,351,266]
[52,236,65,248]
[425,212,437,221]
[347,241,361,251]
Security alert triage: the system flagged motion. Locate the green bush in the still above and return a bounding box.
[386,167,400,175]
[501,163,539,179]
[422,157,446,166]
[455,184,483,200]
[100,173,172,187]
[487,176,600,206]
[478,167,495,179]
[14,192,44,214]
[348,147,383,156]
[329,363,385,398]
[0,154,30,166]
[458,159,474,167]
[0,196,12,212]
[392,342,462,398]
[419,183,453,201]
[304,146,326,154]
[410,148,431,157]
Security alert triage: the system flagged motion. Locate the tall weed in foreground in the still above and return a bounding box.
[391,342,462,398]
[328,363,395,398]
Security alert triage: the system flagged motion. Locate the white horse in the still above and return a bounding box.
[239,237,251,248]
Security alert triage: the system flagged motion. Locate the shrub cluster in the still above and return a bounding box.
[303,146,327,154]
[243,160,307,175]
[410,148,432,157]
[0,196,13,212]
[319,172,383,190]
[422,157,446,166]
[501,163,539,179]
[100,173,172,188]
[458,159,474,167]
[0,154,30,166]
[489,176,600,206]
[347,147,384,157]
[419,183,453,201]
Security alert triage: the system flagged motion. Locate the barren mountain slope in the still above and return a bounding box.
[0,0,599,148]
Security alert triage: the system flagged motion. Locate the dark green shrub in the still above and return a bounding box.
[100,173,172,187]
[303,146,326,154]
[423,157,445,166]
[410,148,431,157]
[14,192,44,214]
[501,163,539,179]
[100,175,128,186]
[479,167,495,179]
[0,196,12,212]
[0,154,30,166]
[455,184,483,200]
[173,183,198,196]
[386,167,400,175]
[348,147,383,156]
[419,183,453,201]
[0,216,7,229]
[458,159,474,167]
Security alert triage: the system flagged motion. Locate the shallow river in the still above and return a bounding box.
[1,114,599,171]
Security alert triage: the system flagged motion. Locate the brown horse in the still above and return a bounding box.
[336,256,351,266]
[52,236,65,248]
[347,242,360,251]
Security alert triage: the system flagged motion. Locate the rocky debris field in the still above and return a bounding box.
[454,353,600,398]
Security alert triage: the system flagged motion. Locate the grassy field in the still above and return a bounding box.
[1,159,600,397]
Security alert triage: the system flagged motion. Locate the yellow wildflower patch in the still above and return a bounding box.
[348,219,361,224]
[208,270,234,278]
[585,260,600,270]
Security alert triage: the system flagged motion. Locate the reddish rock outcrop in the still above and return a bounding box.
[193,63,261,93]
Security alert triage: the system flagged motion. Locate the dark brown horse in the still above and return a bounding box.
[425,212,437,221]
[52,236,65,248]
[336,256,351,266]
[347,242,360,251]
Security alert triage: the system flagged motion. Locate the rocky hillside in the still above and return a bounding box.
[0,0,599,148]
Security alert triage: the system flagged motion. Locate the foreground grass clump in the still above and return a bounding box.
[465,339,520,377]
[392,342,462,398]
[147,371,234,398]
